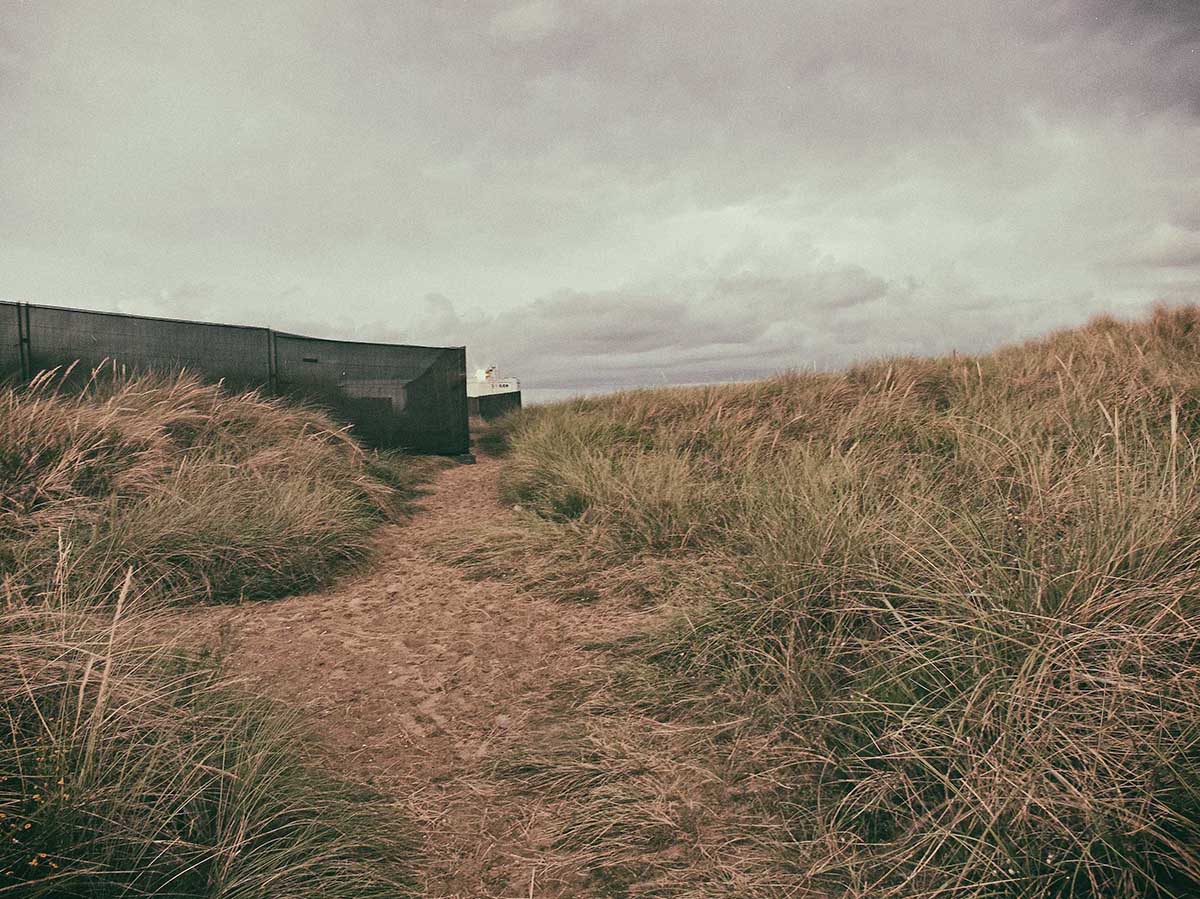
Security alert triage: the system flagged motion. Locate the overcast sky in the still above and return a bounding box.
[1,1,1197,391]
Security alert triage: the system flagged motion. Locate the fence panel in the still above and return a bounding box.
[468,391,522,420]
[25,305,272,390]
[4,302,468,454]
[0,302,21,380]
[272,334,468,454]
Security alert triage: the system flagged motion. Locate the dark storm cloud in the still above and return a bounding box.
[1,0,1197,390]
[1129,0,1200,28]
[1082,0,1200,114]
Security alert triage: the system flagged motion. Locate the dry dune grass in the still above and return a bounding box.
[1,570,416,896]
[1,365,410,603]
[1,367,422,896]
[461,305,1200,898]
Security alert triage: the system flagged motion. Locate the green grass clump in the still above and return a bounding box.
[482,304,1200,897]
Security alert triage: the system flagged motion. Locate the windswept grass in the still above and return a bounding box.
[1,568,415,896]
[1,368,426,896]
[1,367,408,603]
[469,305,1200,898]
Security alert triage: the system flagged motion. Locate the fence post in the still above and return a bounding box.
[267,328,278,393]
[16,302,31,381]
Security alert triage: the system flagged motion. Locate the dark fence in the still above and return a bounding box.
[0,300,469,454]
[468,391,522,421]
[0,302,21,378]
[272,331,468,453]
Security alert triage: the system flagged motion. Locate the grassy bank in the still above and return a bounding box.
[1,368,432,604]
[466,306,1200,897]
[1,370,423,896]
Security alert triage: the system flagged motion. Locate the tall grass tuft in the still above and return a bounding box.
[481,304,1200,897]
[1,367,394,603]
[1,367,423,895]
[1,563,415,896]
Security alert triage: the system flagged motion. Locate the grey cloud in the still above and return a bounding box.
[0,1,1197,394]
[490,0,573,42]
[1128,0,1200,29]
[155,283,219,317]
[5,1,1193,251]
[406,261,1085,390]
[1118,225,1200,269]
[712,269,889,313]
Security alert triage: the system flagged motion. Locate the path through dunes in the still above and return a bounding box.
[193,456,641,898]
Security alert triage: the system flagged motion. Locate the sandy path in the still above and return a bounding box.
[197,456,632,898]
